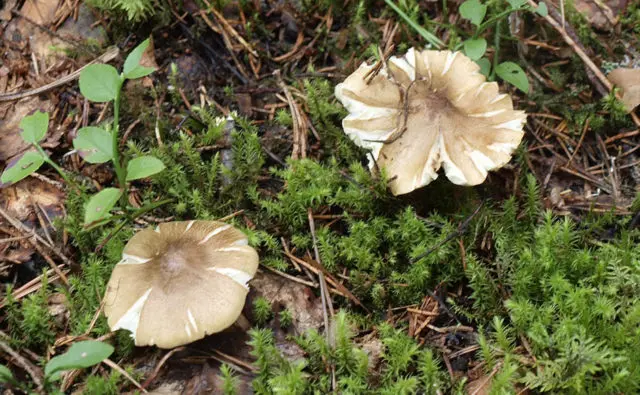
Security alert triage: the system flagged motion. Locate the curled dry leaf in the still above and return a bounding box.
[2,0,106,57]
[0,98,54,163]
[607,68,640,112]
[104,220,259,349]
[250,271,324,335]
[335,48,527,195]
[0,177,65,227]
[572,0,624,31]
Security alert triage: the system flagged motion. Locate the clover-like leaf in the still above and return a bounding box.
[1,151,44,185]
[535,2,548,16]
[0,364,15,384]
[507,0,528,8]
[495,61,530,94]
[126,156,165,181]
[20,111,49,144]
[475,58,492,77]
[73,127,113,164]
[460,0,487,26]
[44,341,114,381]
[84,188,122,225]
[463,38,487,61]
[123,38,156,79]
[79,64,121,102]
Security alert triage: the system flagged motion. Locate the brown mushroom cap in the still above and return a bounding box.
[335,48,527,195]
[103,220,259,349]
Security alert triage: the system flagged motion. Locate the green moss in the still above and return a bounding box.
[219,364,241,395]
[253,297,273,326]
[5,273,56,351]
[82,370,122,394]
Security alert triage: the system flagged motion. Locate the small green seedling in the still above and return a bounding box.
[0,340,113,392]
[457,0,546,93]
[0,39,168,231]
[0,111,72,186]
[76,38,166,229]
[385,0,545,94]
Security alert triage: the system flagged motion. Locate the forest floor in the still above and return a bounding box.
[1,0,640,393]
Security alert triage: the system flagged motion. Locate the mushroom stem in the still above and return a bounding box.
[233,313,251,332]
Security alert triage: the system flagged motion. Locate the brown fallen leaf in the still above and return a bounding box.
[0,177,65,229]
[250,270,324,335]
[608,68,640,112]
[2,0,106,58]
[0,0,17,21]
[572,0,625,31]
[0,97,54,164]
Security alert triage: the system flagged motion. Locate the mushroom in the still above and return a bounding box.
[334,48,527,195]
[103,220,259,349]
[607,68,640,112]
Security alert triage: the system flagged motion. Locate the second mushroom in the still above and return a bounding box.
[335,48,527,195]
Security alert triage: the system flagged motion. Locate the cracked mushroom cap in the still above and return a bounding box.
[103,220,259,349]
[335,48,527,195]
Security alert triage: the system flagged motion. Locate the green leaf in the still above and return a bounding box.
[0,364,15,384]
[383,0,445,48]
[463,38,487,61]
[73,127,113,164]
[126,156,165,181]
[507,0,527,8]
[123,38,156,79]
[79,64,121,102]
[459,0,487,26]
[476,58,492,77]
[495,61,530,93]
[535,2,548,16]
[20,111,49,144]
[44,341,114,381]
[1,151,44,185]
[84,188,122,225]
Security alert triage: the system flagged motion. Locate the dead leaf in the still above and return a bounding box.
[0,246,34,264]
[465,375,491,395]
[572,0,625,31]
[143,382,184,394]
[182,363,252,394]
[608,68,640,112]
[3,1,106,58]
[358,332,383,371]
[250,271,324,335]
[0,97,54,163]
[0,0,17,21]
[0,177,65,229]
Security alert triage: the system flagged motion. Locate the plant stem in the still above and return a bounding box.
[384,0,445,48]
[111,76,127,205]
[490,19,502,81]
[475,8,518,37]
[34,145,76,190]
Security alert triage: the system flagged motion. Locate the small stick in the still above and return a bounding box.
[411,202,483,264]
[0,266,68,307]
[275,70,307,159]
[212,349,256,372]
[141,347,185,389]
[102,358,147,392]
[0,46,120,102]
[567,117,590,165]
[259,266,318,288]
[203,1,258,58]
[0,332,44,390]
[0,207,73,267]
